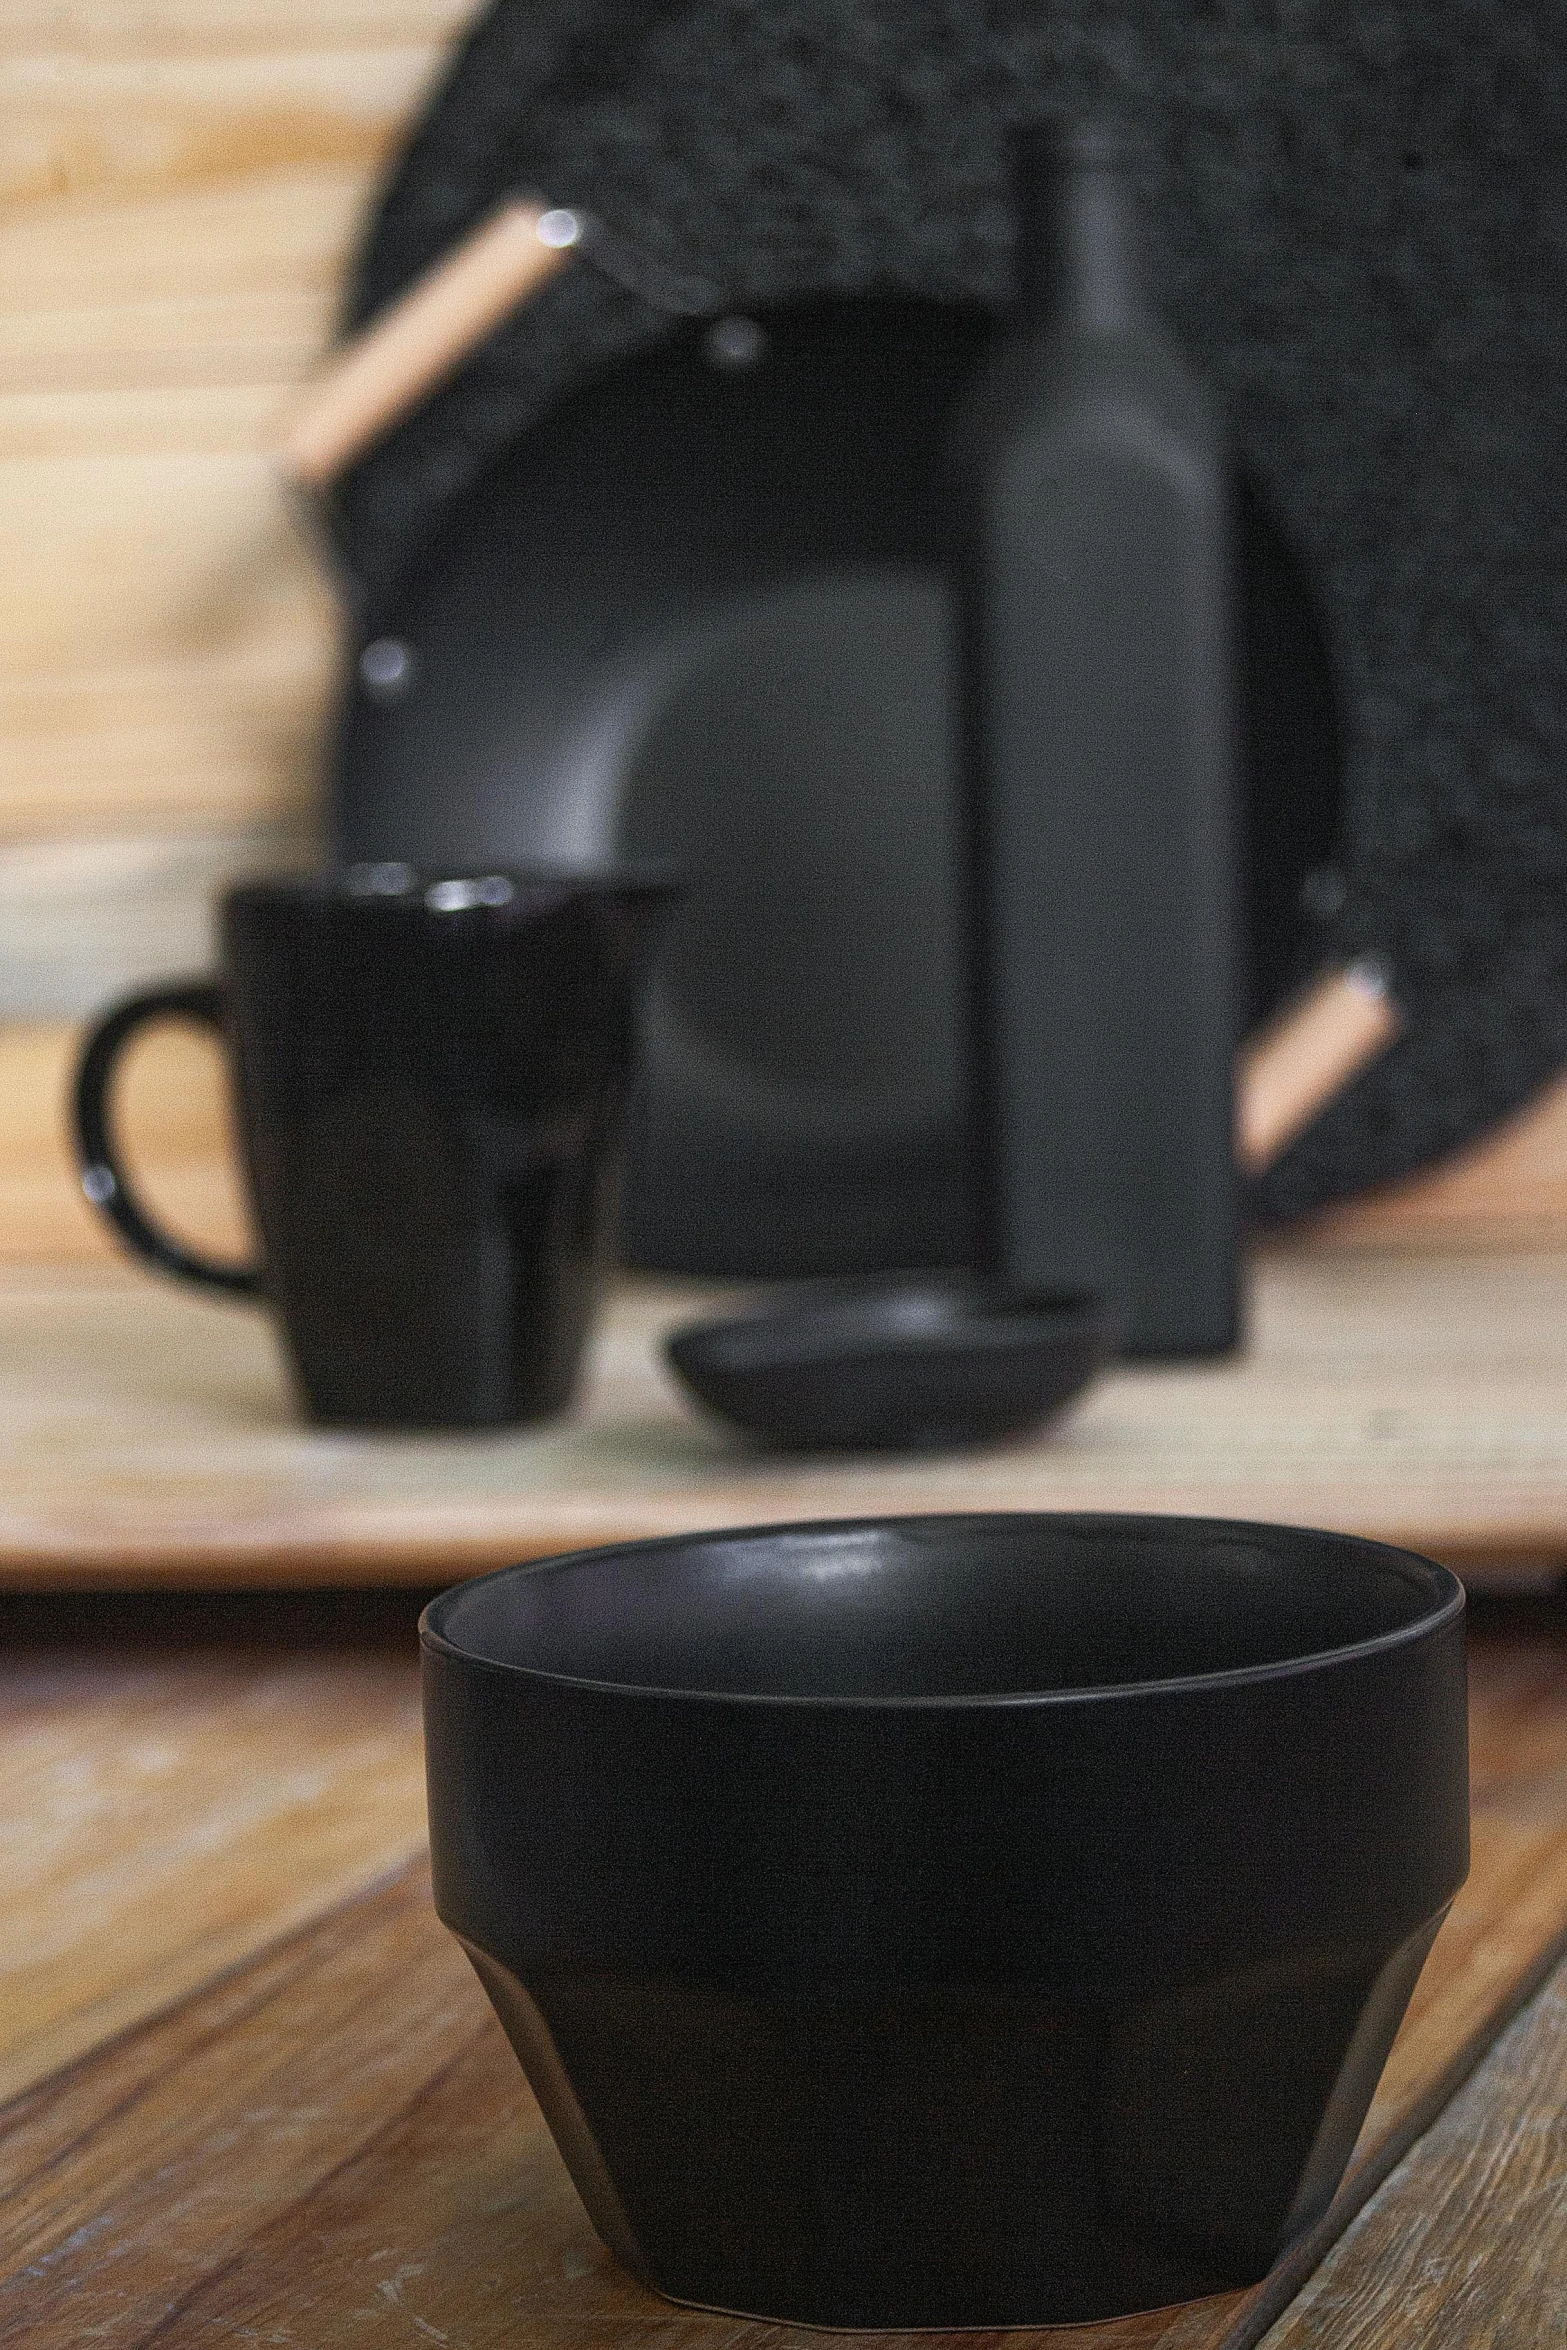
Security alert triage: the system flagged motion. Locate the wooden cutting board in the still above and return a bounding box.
[4,1621,1567,2349]
[5,1246,1567,1587]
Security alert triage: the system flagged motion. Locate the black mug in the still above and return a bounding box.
[74,865,675,1428]
[423,1512,1468,2327]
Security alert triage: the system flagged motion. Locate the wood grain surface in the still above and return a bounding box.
[4,1615,1567,2350]
[1,0,471,1013]
[0,1593,427,2102]
[12,1018,1567,1261]
[3,1248,1567,1587]
[1256,1962,1567,2347]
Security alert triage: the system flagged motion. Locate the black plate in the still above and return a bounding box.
[335,297,1342,1278]
[664,1274,1117,1451]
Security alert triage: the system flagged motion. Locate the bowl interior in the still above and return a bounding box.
[427,1515,1460,1703]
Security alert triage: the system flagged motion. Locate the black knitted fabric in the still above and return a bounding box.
[332,0,1567,1216]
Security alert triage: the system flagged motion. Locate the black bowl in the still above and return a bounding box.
[663,1274,1116,1449]
[422,1513,1468,2327]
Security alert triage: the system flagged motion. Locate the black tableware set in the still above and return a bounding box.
[75,119,1227,1446]
[341,0,1567,1235]
[69,29,1498,2326]
[124,0,1565,1442]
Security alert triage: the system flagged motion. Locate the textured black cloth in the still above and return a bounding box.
[332,0,1567,1215]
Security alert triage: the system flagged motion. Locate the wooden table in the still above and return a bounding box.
[5,1244,1567,2344]
[3,1587,1567,2346]
[6,1245,1567,1586]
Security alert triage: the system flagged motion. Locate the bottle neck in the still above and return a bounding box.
[1012,125,1147,334]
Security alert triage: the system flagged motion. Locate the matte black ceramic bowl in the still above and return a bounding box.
[421,1513,1468,2328]
[663,1275,1116,1449]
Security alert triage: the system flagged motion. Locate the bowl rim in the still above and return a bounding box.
[419,1509,1465,1711]
[664,1278,1118,1378]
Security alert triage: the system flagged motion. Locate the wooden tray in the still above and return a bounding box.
[4,1247,1567,1587]
[5,1622,1567,2346]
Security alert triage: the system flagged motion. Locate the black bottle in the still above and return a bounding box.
[954,120,1239,1356]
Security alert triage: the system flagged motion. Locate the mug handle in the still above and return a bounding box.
[73,981,265,1296]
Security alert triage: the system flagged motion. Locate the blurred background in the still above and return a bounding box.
[0,0,472,1261]
[6,0,1567,1273]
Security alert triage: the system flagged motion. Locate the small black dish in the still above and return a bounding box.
[664,1274,1117,1451]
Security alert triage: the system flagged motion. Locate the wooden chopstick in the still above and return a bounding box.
[1237,959,1403,1176]
[280,199,584,491]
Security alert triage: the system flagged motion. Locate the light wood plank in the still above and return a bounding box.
[0,490,337,845]
[0,828,315,1021]
[0,452,337,836]
[0,1632,426,2103]
[0,384,323,456]
[0,453,320,670]
[0,0,472,877]
[2,3,464,41]
[1,171,363,344]
[1,22,467,215]
[1,1247,1567,1586]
